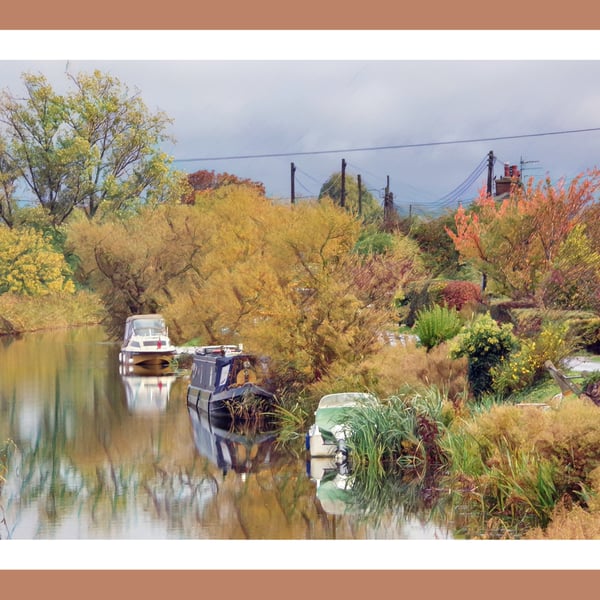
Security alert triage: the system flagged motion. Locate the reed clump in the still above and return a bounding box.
[345,386,453,481]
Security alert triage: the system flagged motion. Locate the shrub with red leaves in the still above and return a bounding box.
[182,169,266,203]
[441,280,482,311]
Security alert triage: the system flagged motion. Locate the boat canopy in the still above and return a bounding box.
[125,314,167,338]
[317,393,377,410]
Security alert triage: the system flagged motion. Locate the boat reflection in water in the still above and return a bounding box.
[187,405,278,476]
[120,364,176,414]
[307,457,355,516]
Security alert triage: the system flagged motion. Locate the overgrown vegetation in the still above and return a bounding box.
[441,397,600,536]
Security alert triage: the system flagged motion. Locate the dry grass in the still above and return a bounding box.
[445,397,600,536]
[526,503,600,539]
[363,339,468,403]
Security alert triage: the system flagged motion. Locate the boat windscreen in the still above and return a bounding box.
[132,318,166,334]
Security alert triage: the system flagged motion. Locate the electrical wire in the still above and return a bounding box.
[171,127,600,163]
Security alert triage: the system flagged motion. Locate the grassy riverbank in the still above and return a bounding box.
[0,290,105,335]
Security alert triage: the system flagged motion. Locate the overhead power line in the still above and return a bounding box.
[171,127,600,163]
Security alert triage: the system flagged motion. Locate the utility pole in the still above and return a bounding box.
[290,162,296,205]
[486,150,494,196]
[384,175,393,230]
[357,174,362,216]
[340,158,347,208]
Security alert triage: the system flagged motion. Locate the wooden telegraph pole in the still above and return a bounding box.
[486,150,494,196]
[290,162,296,205]
[357,174,362,216]
[340,158,347,208]
[383,175,394,231]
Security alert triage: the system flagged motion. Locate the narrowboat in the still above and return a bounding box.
[186,344,276,422]
[119,314,176,369]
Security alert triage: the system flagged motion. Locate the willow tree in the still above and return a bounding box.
[69,186,425,390]
[0,70,187,226]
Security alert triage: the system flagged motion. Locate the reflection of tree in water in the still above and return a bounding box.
[315,465,453,536]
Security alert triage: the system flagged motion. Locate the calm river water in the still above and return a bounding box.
[0,326,453,540]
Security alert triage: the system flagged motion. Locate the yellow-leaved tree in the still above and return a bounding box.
[0,227,75,296]
[68,186,425,390]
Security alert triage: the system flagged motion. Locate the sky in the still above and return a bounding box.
[2,31,600,217]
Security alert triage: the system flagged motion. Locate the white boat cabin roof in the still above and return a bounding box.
[125,313,166,324]
[124,314,168,338]
[317,392,378,410]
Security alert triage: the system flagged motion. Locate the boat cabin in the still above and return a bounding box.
[123,314,168,342]
[190,345,262,393]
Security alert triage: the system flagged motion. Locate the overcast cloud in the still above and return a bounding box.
[3,33,600,215]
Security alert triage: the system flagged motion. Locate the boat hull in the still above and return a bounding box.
[119,349,176,368]
[307,425,338,458]
[187,382,275,424]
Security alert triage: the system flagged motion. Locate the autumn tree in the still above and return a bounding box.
[539,224,600,312]
[0,137,18,228]
[319,172,382,222]
[0,70,188,226]
[447,171,600,304]
[67,202,206,339]
[182,169,266,203]
[0,226,75,295]
[69,187,424,390]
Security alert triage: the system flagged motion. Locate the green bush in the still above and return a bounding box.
[450,313,516,400]
[414,304,462,351]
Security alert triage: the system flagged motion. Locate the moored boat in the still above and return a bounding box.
[186,344,276,422]
[119,314,176,370]
[307,392,378,460]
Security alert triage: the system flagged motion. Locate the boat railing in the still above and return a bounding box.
[194,344,244,356]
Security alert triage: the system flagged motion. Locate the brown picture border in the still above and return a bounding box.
[0,0,599,29]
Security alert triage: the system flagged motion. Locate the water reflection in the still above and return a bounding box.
[121,371,175,414]
[0,326,454,540]
[308,456,452,538]
[187,405,278,476]
[308,457,354,516]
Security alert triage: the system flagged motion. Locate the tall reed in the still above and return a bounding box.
[345,387,451,481]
